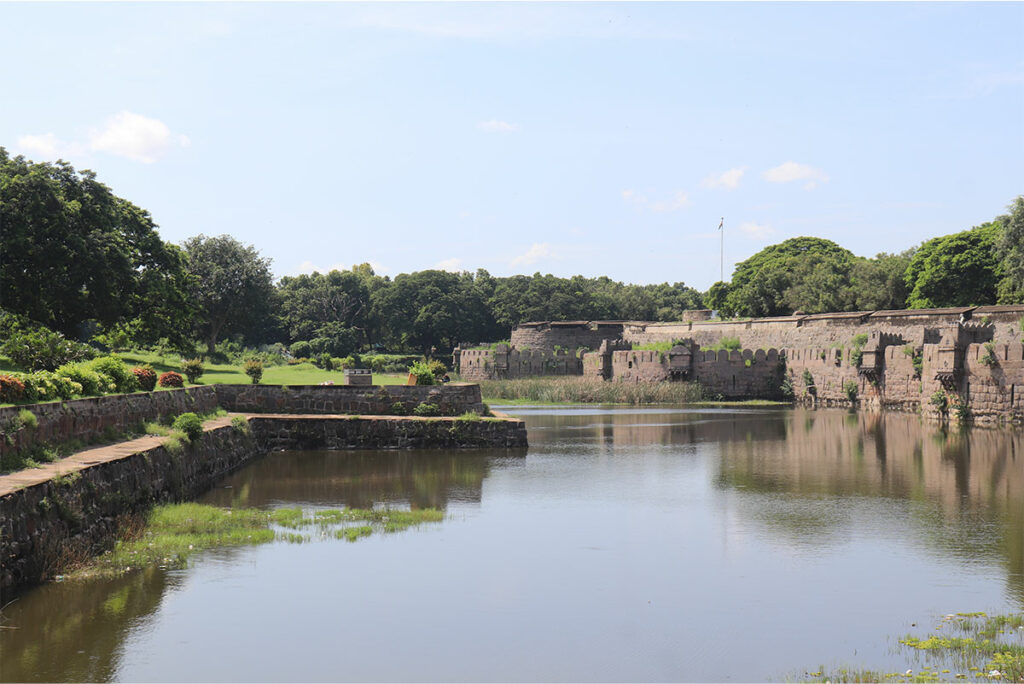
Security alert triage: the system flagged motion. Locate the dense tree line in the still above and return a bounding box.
[1,150,1021,358]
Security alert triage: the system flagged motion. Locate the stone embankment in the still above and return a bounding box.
[0,384,526,592]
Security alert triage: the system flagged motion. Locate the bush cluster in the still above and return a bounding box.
[408,360,448,385]
[181,358,205,384]
[158,371,184,388]
[132,366,158,391]
[244,359,263,384]
[0,356,153,405]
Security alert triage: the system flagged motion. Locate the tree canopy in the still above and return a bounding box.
[904,223,1002,308]
[0,148,191,344]
[181,234,275,354]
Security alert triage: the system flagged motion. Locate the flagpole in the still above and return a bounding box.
[719,217,724,283]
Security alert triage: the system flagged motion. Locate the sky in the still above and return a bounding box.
[3,2,1023,290]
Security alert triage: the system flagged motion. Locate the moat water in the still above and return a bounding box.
[1,407,1021,682]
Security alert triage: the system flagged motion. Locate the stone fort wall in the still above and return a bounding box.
[506,305,1024,355]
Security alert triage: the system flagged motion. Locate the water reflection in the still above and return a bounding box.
[714,409,1023,603]
[1,408,1021,682]
[198,448,508,510]
[0,567,176,683]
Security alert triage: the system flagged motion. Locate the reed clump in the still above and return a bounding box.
[478,376,704,404]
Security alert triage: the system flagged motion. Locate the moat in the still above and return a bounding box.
[1,406,1021,682]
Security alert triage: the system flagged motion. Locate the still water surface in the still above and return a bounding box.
[1,407,1021,682]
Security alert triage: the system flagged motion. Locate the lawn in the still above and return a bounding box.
[115,351,410,387]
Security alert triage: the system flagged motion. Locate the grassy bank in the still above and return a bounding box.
[74,502,445,579]
[798,612,1024,683]
[477,376,707,405]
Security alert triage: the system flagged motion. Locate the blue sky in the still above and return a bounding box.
[4,2,1022,290]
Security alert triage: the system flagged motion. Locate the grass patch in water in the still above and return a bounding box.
[478,376,705,404]
[74,502,446,578]
[795,612,1024,683]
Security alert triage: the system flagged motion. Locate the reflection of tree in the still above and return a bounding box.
[714,409,1024,604]
[0,567,175,683]
[199,449,493,511]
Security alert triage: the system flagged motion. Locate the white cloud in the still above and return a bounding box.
[477,119,521,133]
[434,258,463,272]
[622,189,690,213]
[510,242,554,267]
[762,161,829,190]
[89,111,188,163]
[701,166,747,190]
[14,133,63,159]
[738,222,776,240]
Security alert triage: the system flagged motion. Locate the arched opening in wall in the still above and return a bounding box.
[628,361,633,368]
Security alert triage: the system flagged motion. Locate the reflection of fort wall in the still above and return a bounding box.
[200,450,491,510]
[715,409,1023,601]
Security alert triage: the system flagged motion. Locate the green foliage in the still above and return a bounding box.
[363,353,421,373]
[843,379,858,401]
[780,375,794,399]
[929,390,948,413]
[408,360,443,385]
[244,359,264,384]
[171,412,203,441]
[289,340,312,359]
[905,222,1001,308]
[802,368,815,393]
[719,237,856,317]
[158,371,184,388]
[180,358,205,384]
[703,337,742,352]
[851,334,868,348]
[56,363,105,396]
[390,401,409,416]
[0,150,193,345]
[182,233,275,355]
[635,339,688,353]
[995,195,1024,303]
[980,342,998,367]
[230,415,250,435]
[314,353,334,371]
[902,346,923,379]
[412,402,441,416]
[1,326,95,372]
[89,356,139,393]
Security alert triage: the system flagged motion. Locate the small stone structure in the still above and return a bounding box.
[343,369,373,385]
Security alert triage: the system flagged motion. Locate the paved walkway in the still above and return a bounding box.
[0,415,236,497]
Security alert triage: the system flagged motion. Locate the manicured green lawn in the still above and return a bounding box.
[116,351,409,387]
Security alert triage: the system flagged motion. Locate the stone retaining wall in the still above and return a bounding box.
[251,415,528,452]
[0,387,219,461]
[1,385,487,461]
[214,383,486,416]
[1,423,257,591]
[0,409,526,592]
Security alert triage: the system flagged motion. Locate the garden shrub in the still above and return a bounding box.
[930,390,948,413]
[57,363,104,396]
[38,371,79,400]
[244,359,263,384]
[0,375,26,404]
[408,361,436,385]
[1,327,94,371]
[412,402,440,416]
[391,401,409,416]
[314,353,334,371]
[181,358,205,384]
[172,412,203,442]
[158,371,184,388]
[133,366,158,391]
[290,340,312,359]
[89,356,139,393]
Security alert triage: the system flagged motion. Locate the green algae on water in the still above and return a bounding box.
[74,502,446,579]
[796,612,1024,683]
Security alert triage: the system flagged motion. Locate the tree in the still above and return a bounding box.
[0,148,192,343]
[723,237,856,317]
[181,234,275,355]
[905,224,1001,309]
[995,195,1024,303]
[276,268,371,345]
[848,250,915,311]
